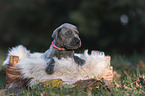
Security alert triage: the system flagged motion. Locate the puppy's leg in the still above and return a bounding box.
[74,56,85,66]
[45,59,55,75]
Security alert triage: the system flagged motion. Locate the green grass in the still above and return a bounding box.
[0,49,6,91]
[0,52,145,95]
[0,49,7,70]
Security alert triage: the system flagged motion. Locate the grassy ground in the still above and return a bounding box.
[0,51,145,95]
[0,49,6,92]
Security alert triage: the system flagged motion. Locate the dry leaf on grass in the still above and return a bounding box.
[113,71,122,88]
[40,91,48,96]
[74,78,114,91]
[0,89,6,96]
[113,71,121,80]
[136,75,145,88]
[43,79,63,88]
[123,85,132,91]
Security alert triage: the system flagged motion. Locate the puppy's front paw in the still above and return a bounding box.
[45,59,55,75]
[74,56,85,66]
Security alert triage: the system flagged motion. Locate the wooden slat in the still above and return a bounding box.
[6,56,21,88]
[101,66,113,82]
[9,56,19,66]
[105,56,111,66]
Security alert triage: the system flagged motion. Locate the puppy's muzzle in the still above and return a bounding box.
[72,37,81,44]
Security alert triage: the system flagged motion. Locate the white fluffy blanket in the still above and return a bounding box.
[3,45,109,87]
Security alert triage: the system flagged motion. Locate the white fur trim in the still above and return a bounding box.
[4,45,108,87]
[16,52,108,86]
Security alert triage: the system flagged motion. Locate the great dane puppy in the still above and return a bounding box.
[43,23,85,75]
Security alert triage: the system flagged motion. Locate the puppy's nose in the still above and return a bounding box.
[73,37,80,43]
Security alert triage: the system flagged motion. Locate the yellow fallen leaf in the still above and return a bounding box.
[44,79,62,88]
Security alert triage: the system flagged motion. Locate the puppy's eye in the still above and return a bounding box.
[65,31,72,36]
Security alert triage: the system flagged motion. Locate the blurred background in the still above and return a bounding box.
[1,0,145,55]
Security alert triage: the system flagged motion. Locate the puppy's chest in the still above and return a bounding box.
[56,50,74,59]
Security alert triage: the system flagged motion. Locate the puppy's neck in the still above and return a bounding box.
[52,41,65,51]
[53,40,65,50]
[52,40,74,59]
[43,40,74,60]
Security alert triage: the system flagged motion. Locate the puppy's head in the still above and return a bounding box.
[52,23,81,49]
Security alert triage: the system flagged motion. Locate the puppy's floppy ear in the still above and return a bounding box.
[51,27,61,39]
